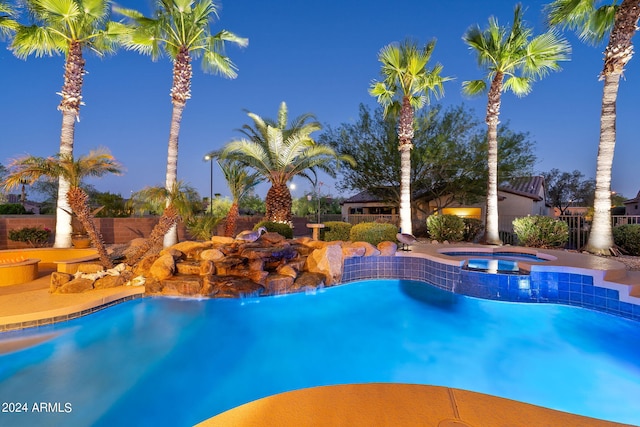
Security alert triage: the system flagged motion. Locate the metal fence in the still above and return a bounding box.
[503,215,640,249]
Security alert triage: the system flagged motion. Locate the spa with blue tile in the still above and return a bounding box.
[343,255,640,321]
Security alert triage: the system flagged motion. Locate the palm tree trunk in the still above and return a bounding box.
[266,183,292,223]
[162,101,184,247]
[585,0,640,255]
[128,205,180,266]
[163,47,192,247]
[484,74,503,245]
[225,202,240,237]
[54,41,85,248]
[399,146,412,235]
[398,96,415,235]
[67,187,112,269]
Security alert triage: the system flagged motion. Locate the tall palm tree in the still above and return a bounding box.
[546,0,640,255]
[219,102,354,224]
[212,157,263,237]
[0,0,18,39]
[115,0,248,247]
[369,38,451,236]
[10,0,120,248]
[3,149,122,268]
[463,4,571,245]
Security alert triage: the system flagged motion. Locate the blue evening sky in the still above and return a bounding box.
[2,0,639,201]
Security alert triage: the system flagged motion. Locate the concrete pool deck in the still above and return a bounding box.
[0,244,639,426]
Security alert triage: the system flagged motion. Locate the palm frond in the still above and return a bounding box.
[545,0,613,45]
[11,25,66,58]
[462,79,488,96]
[524,31,571,78]
[4,148,121,192]
[371,37,450,117]
[465,4,570,97]
[0,0,19,39]
[502,75,532,97]
[218,159,264,201]
[114,0,244,70]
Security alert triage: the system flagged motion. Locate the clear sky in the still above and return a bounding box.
[2,0,639,202]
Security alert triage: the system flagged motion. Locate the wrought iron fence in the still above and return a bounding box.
[342,214,400,226]
[502,215,640,249]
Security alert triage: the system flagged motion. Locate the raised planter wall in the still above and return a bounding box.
[0,258,39,286]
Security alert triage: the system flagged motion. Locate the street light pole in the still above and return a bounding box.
[204,155,213,215]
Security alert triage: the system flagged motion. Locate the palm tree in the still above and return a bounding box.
[213,157,263,237]
[115,0,248,247]
[0,0,18,39]
[219,102,353,224]
[546,0,639,255]
[463,4,571,245]
[3,149,123,268]
[126,181,199,265]
[10,0,120,248]
[369,38,451,236]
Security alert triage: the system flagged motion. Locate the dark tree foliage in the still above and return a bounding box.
[318,104,400,202]
[238,193,265,215]
[88,191,131,217]
[542,169,596,214]
[319,103,536,210]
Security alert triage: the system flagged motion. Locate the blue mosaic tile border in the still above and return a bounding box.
[343,256,640,321]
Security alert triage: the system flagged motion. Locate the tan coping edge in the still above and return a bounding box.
[0,288,145,328]
[197,383,632,427]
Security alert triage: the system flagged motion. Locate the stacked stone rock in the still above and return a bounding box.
[50,232,398,298]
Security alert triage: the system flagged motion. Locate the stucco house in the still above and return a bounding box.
[623,190,640,215]
[341,176,551,230]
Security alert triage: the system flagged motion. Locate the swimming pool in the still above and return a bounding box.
[1,279,639,426]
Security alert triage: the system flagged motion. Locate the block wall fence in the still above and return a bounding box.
[0,216,311,249]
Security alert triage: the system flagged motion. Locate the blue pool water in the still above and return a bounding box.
[1,279,639,426]
[443,251,548,273]
[466,258,520,273]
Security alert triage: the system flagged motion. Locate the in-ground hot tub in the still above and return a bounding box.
[439,248,555,274]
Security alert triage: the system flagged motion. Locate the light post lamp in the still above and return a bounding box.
[316,181,324,224]
[204,155,213,215]
[306,194,313,221]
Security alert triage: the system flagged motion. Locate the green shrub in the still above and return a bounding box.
[512,215,568,248]
[185,215,223,240]
[321,221,352,241]
[0,204,28,215]
[462,218,484,242]
[349,222,397,246]
[8,226,52,247]
[426,214,465,242]
[254,221,293,239]
[613,224,640,256]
